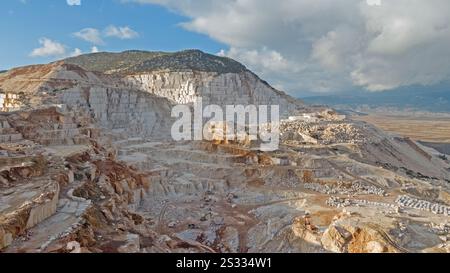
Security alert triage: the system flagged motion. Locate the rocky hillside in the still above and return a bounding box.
[64,49,300,109]
[0,50,303,113]
[64,49,248,75]
[1,49,449,253]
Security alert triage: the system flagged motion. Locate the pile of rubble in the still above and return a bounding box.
[304,182,386,196]
[320,123,367,144]
[326,196,397,210]
[280,119,372,145]
[430,222,450,234]
[326,196,353,208]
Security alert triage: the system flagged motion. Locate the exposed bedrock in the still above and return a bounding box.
[126,71,303,115]
[58,86,173,139]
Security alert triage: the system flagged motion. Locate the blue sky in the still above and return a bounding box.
[0,0,225,70]
[1,0,449,96]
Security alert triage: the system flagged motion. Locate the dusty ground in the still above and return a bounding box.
[2,107,450,253]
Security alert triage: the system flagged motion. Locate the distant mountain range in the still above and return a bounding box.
[302,83,450,113]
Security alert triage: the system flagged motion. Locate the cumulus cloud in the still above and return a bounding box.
[67,0,81,6]
[70,48,83,57]
[29,38,94,59]
[127,0,450,94]
[104,25,139,39]
[30,38,66,57]
[74,26,138,46]
[366,0,381,6]
[73,28,104,45]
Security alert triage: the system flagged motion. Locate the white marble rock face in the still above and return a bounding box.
[1,62,303,140]
[58,86,173,139]
[126,71,303,114]
[50,67,304,139]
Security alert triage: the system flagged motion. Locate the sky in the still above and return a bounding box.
[1,0,450,97]
[0,0,225,69]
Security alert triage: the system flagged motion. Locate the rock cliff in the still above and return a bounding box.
[0,50,303,137]
[63,49,303,113]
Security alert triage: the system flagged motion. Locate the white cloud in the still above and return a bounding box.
[366,0,381,6]
[67,0,81,6]
[30,38,66,57]
[74,26,138,46]
[91,46,99,53]
[104,25,139,39]
[73,28,104,45]
[128,0,450,94]
[70,48,83,57]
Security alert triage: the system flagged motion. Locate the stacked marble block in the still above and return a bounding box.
[40,124,79,145]
[33,109,86,146]
[0,93,22,112]
[0,119,23,143]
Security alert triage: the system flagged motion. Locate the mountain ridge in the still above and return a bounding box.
[63,49,248,75]
[0,49,303,115]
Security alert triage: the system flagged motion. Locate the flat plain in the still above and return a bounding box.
[353,114,450,143]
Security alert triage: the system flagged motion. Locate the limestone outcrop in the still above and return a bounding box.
[126,71,302,114]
